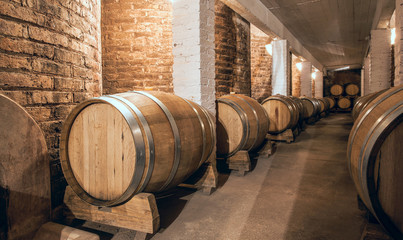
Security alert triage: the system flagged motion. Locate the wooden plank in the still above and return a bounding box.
[33,222,100,240]
[267,128,294,143]
[360,223,393,240]
[0,94,51,240]
[227,150,251,176]
[64,186,160,234]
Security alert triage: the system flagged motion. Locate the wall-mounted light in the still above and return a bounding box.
[296,62,302,71]
[311,72,316,79]
[391,28,396,45]
[334,66,350,71]
[265,43,272,55]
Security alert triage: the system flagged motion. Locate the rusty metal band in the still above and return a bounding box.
[347,88,402,175]
[358,104,402,212]
[107,95,155,193]
[199,105,216,162]
[182,98,207,168]
[217,98,249,157]
[232,95,259,151]
[131,91,181,192]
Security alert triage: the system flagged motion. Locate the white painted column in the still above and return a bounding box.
[272,40,290,96]
[172,0,216,113]
[315,71,323,98]
[361,68,365,96]
[369,29,391,93]
[300,62,312,97]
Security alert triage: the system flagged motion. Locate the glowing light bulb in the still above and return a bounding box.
[311,72,316,79]
[265,44,272,55]
[391,28,396,45]
[296,63,302,71]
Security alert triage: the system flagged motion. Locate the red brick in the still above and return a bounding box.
[0,18,27,38]
[0,72,53,89]
[32,58,71,77]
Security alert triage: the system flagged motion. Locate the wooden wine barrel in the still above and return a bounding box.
[345,83,359,96]
[330,84,343,96]
[261,95,299,134]
[318,98,330,113]
[216,94,269,157]
[347,85,403,239]
[289,96,304,121]
[324,97,335,109]
[61,91,215,206]
[300,97,321,119]
[311,98,322,114]
[352,90,388,121]
[337,97,351,109]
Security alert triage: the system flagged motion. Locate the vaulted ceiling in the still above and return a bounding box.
[260,0,394,70]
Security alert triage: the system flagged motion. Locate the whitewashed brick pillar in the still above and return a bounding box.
[300,62,312,97]
[272,40,290,96]
[172,0,216,113]
[369,29,391,93]
[361,68,365,96]
[315,71,323,98]
[363,56,370,95]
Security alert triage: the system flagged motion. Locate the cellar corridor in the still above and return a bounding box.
[127,113,364,240]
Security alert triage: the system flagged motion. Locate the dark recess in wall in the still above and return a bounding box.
[324,69,361,97]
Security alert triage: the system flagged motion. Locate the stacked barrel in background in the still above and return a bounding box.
[347,85,403,239]
[329,83,359,111]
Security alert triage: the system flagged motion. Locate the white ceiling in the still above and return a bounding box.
[260,0,394,69]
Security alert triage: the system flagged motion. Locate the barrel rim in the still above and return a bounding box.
[217,97,250,157]
[347,88,402,175]
[231,94,260,150]
[299,97,316,119]
[60,97,147,206]
[198,105,216,163]
[182,99,208,168]
[360,107,403,239]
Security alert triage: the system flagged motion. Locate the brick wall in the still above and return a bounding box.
[291,55,301,97]
[102,0,173,94]
[215,0,251,97]
[251,24,272,102]
[0,0,102,208]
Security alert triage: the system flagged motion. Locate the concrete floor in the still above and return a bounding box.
[78,113,366,239]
